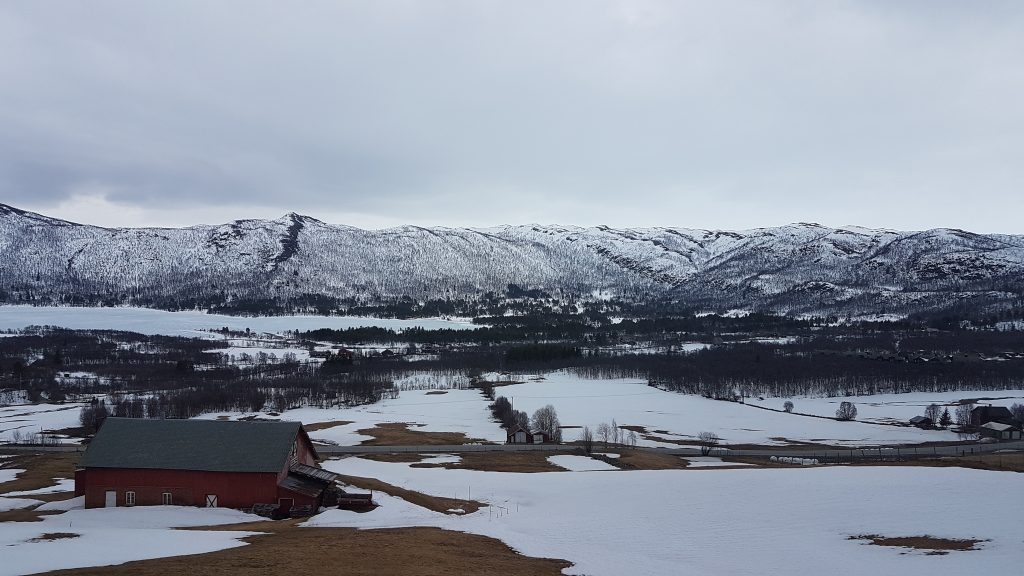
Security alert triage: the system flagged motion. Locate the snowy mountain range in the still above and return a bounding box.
[2,202,1022,317]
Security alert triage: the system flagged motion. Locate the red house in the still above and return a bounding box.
[506,426,554,444]
[75,418,336,515]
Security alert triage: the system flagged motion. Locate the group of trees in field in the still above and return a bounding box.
[489,396,529,431]
[835,402,858,421]
[530,405,563,442]
[576,418,638,452]
[488,395,563,442]
[79,399,110,433]
[921,403,954,428]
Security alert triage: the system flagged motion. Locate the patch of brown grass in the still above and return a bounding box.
[593,449,688,470]
[416,451,566,473]
[855,453,1024,473]
[26,491,77,502]
[0,506,60,523]
[302,420,354,432]
[936,452,1024,472]
[849,534,985,554]
[29,532,79,542]
[49,426,91,439]
[333,473,484,515]
[44,526,571,576]
[357,423,488,446]
[0,452,80,495]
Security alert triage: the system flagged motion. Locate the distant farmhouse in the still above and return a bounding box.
[506,426,553,444]
[970,405,1022,440]
[970,406,1015,427]
[75,418,337,516]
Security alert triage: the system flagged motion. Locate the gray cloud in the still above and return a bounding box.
[0,1,1022,231]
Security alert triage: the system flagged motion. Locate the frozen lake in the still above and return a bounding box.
[0,305,478,337]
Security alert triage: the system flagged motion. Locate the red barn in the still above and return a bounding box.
[74,418,336,515]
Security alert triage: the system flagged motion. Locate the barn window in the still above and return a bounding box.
[162,492,172,505]
[125,491,136,506]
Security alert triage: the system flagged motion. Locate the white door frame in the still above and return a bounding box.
[104,490,117,508]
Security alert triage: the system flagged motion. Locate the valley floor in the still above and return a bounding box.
[2,370,1023,575]
[308,455,1024,576]
[1,449,1021,576]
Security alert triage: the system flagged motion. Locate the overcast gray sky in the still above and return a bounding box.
[1,1,1022,232]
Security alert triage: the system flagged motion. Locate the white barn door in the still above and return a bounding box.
[205,494,218,507]
[104,490,117,507]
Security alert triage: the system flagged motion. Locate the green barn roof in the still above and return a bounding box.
[81,418,304,473]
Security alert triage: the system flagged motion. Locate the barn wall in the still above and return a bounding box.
[296,434,317,466]
[78,468,280,509]
[277,433,319,481]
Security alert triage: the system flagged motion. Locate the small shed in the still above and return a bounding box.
[532,431,552,444]
[979,422,1022,440]
[909,416,932,429]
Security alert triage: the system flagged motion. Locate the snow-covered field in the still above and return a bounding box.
[748,390,1024,424]
[0,495,42,512]
[0,305,477,337]
[497,372,963,446]
[547,454,619,471]
[0,503,264,576]
[314,457,1024,576]
[195,387,507,445]
[0,403,88,444]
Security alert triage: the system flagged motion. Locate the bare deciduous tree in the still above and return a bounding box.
[697,431,720,456]
[1009,403,1024,423]
[79,400,110,434]
[579,426,594,453]
[924,403,942,425]
[835,401,857,421]
[783,401,794,413]
[530,404,562,443]
[513,409,530,431]
[596,422,612,447]
[955,403,975,438]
